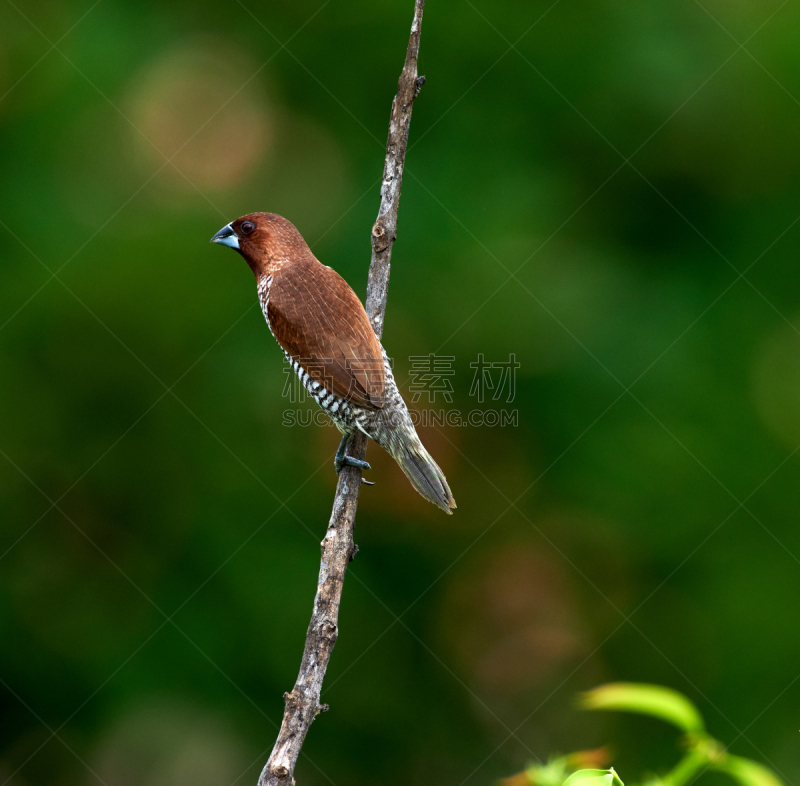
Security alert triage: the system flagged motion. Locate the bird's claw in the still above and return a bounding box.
[334,454,372,474]
[334,435,373,485]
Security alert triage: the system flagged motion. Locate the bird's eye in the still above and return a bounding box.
[241,221,255,235]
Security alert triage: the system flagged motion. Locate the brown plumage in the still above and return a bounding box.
[267,252,385,410]
[210,211,456,514]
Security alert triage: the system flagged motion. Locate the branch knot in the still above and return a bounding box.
[321,620,338,642]
[371,221,391,252]
[283,691,300,709]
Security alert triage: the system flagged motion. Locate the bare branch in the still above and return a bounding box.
[258,2,425,784]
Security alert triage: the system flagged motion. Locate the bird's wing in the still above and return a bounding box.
[267,259,385,410]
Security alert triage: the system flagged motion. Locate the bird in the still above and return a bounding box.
[210,212,456,514]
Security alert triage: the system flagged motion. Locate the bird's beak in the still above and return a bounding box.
[210,223,240,250]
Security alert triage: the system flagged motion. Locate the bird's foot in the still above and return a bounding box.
[335,454,372,473]
[336,455,374,485]
[334,435,374,485]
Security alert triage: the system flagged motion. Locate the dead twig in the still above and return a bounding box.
[258,2,426,783]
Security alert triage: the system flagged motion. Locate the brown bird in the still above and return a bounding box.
[210,212,456,514]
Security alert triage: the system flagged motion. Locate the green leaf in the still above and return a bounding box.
[522,758,569,786]
[563,768,624,786]
[715,755,783,786]
[580,683,705,734]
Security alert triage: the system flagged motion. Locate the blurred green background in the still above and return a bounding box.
[2,0,800,784]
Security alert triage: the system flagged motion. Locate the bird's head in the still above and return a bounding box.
[210,212,309,276]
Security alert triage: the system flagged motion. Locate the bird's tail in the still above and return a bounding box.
[390,435,457,514]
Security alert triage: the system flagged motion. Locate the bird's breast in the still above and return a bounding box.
[257,273,273,311]
[257,273,276,336]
